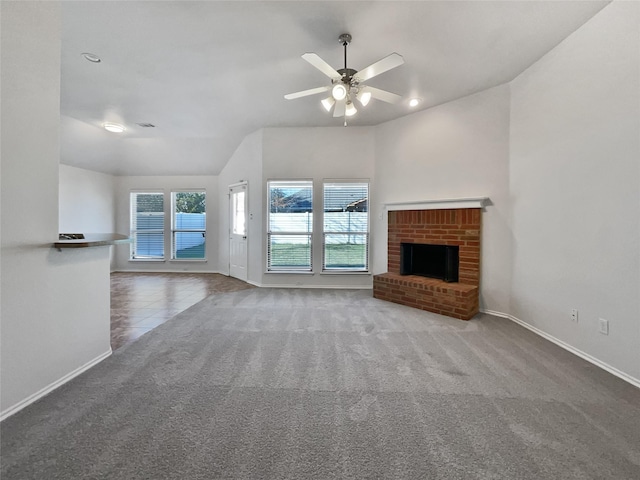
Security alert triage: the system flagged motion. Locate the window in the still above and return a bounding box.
[231,190,246,236]
[172,191,206,260]
[267,180,313,271]
[323,182,369,271]
[130,192,164,259]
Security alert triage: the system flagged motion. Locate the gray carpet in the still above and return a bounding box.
[2,289,639,479]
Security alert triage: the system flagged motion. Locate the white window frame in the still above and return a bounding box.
[130,191,165,261]
[322,181,370,273]
[171,190,207,261]
[267,180,313,273]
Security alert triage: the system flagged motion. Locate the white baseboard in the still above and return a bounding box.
[0,349,113,422]
[481,309,640,389]
[247,281,371,290]
[113,269,224,274]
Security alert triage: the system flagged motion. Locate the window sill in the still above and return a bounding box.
[321,270,371,275]
[170,259,207,263]
[266,270,314,275]
[129,258,166,262]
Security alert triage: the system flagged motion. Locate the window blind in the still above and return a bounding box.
[130,192,164,259]
[267,180,313,271]
[322,182,369,271]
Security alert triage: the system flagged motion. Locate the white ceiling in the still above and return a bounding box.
[60,1,609,176]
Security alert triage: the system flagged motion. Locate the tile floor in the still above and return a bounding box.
[110,272,253,350]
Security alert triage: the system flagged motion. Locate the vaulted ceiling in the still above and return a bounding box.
[60,1,608,176]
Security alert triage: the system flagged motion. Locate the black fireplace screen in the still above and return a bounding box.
[400,243,459,282]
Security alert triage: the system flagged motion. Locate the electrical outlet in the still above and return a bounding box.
[599,318,609,335]
[571,309,578,322]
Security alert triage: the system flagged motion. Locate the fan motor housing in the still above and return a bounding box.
[338,33,352,45]
[337,68,358,84]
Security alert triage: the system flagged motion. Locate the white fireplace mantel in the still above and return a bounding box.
[384,197,490,212]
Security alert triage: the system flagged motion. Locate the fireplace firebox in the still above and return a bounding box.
[400,243,459,283]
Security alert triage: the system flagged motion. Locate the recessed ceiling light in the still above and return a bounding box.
[103,122,125,133]
[409,98,422,107]
[81,52,101,63]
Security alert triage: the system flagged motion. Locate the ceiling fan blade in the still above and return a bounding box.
[355,53,404,82]
[284,86,330,100]
[367,86,403,104]
[333,98,346,118]
[302,53,341,79]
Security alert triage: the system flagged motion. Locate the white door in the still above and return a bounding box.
[229,182,248,281]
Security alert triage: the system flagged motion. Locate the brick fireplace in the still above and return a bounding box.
[373,205,482,320]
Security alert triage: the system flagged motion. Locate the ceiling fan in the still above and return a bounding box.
[284,33,404,122]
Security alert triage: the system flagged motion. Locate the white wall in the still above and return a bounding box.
[59,164,116,234]
[373,85,512,312]
[509,1,640,382]
[1,1,112,418]
[261,127,375,288]
[217,129,263,285]
[113,175,219,273]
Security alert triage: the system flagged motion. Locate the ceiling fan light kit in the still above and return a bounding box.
[285,33,405,123]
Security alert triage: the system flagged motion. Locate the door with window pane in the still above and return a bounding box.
[172,191,206,259]
[229,183,248,281]
[323,182,369,271]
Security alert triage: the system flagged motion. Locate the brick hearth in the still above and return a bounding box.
[373,208,481,320]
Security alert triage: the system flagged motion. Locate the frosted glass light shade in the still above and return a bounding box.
[345,101,357,117]
[332,83,347,101]
[321,97,335,112]
[357,90,371,106]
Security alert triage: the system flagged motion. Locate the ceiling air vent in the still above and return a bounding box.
[136,123,156,128]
